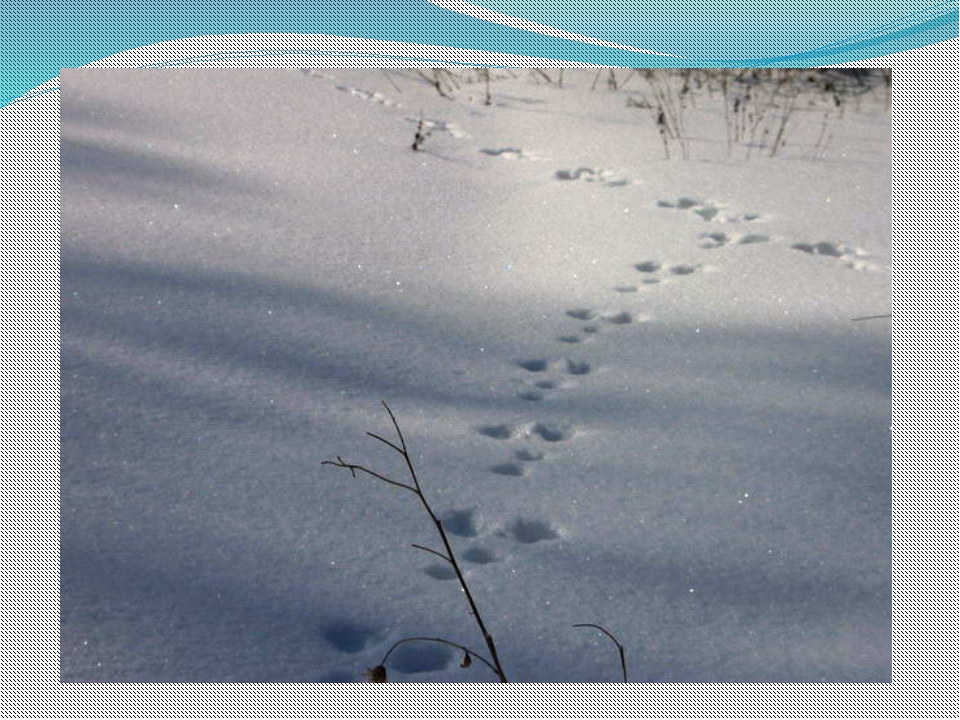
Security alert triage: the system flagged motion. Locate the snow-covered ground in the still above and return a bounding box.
[60,68,891,682]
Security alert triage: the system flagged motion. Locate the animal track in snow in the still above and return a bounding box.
[490,461,527,477]
[530,421,576,442]
[516,358,594,376]
[516,358,551,373]
[322,621,384,654]
[658,197,722,221]
[534,379,562,390]
[480,147,544,161]
[440,508,480,537]
[518,389,545,401]
[462,546,501,564]
[565,359,593,376]
[701,231,773,249]
[693,205,723,221]
[635,260,705,281]
[335,85,401,108]
[388,641,453,673]
[479,421,576,444]
[669,264,702,276]
[568,309,643,326]
[515,447,545,462]
[601,311,634,324]
[507,517,561,544]
[478,423,517,440]
[424,563,458,580]
[300,72,405,109]
[657,196,702,209]
[790,241,877,269]
[657,197,763,223]
[555,167,639,187]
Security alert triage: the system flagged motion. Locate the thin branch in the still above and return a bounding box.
[325,402,509,682]
[366,431,405,456]
[411,543,452,564]
[574,623,628,682]
[380,636,499,679]
[851,314,892,322]
[321,458,418,494]
[381,400,409,455]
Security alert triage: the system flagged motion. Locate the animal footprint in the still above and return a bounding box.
[424,563,458,580]
[478,424,517,440]
[462,546,501,564]
[657,196,702,209]
[556,167,611,183]
[790,241,875,269]
[530,421,575,442]
[490,461,527,477]
[508,517,561,544]
[693,205,722,221]
[518,389,545,401]
[635,260,704,282]
[322,621,385,654]
[480,421,575,445]
[481,147,544,161]
[570,309,637,326]
[657,197,722,220]
[601,311,634,324]
[657,197,761,223]
[515,448,545,462]
[701,231,771,249]
[516,358,591,375]
[516,358,551,373]
[388,642,453,673]
[565,359,592,376]
[555,167,637,187]
[441,509,480,537]
[334,84,401,108]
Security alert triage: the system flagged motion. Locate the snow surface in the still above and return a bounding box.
[61,69,891,682]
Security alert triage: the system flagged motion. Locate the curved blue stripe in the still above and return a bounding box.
[2,0,957,108]
[809,2,953,51]
[743,9,958,65]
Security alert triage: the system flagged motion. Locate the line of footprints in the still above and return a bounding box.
[305,75,884,583]
[477,194,778,486]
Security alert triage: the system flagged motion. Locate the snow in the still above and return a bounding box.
[60,68,891,682]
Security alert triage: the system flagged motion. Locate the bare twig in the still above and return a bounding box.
[366,431,405,455]
[529,68,556,86]
[320,457,418,494]
[574,623,628,682]
[411,543,452,563]
[324,402,509,682]
[851,314,892,322]
[411,115,432,152]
